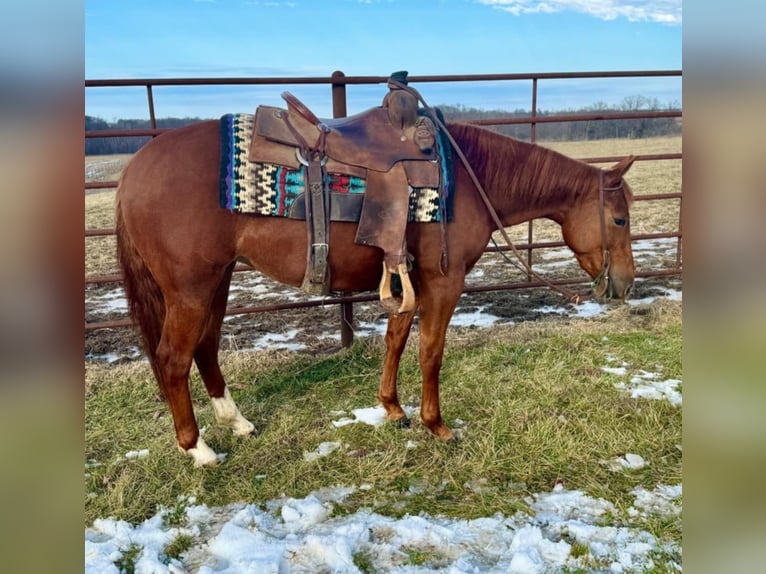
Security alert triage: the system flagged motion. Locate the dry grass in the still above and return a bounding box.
[85,154,133,276]
[85,153,134,183]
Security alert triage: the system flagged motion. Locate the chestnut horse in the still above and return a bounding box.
[116,120,636,466]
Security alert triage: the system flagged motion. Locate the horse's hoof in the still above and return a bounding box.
[429,423,455,442]
[395,416,412,429]
[180,437,221,467]
[231,418,256,436]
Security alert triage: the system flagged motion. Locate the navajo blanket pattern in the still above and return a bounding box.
[219,113,453,223]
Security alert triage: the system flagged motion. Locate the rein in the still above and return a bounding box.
[388,78,617,304]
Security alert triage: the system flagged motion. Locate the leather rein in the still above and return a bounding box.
[388,79,620,304]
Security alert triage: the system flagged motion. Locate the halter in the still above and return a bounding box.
[387,79,620,304]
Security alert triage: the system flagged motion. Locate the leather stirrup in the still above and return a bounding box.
[378,261,416,315]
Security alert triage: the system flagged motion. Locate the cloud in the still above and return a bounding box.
[476,0,681,24]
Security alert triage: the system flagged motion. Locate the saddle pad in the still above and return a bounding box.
[219,113,453,222]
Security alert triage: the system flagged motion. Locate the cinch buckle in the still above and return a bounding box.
[295,148,328,167]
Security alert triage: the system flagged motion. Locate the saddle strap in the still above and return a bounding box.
[301,156,331,294]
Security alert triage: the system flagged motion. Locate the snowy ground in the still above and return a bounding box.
[86,379,682,574]
[86,481,681,573]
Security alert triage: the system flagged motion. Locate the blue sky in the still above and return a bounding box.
[85,0,681,120]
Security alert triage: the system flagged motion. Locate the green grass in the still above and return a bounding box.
[113,543,142,574]
[163,534,193,562]
[85,300,681,557]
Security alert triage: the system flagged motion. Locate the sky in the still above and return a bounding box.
[84,0,682,120]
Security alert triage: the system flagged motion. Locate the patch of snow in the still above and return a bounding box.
[602,360,682,407]
[615,378,682,406]
[245,330,305,352]
[331,404,418,428]
[353,319,389,337]
[450,306,503,327]
[88,288,128,314]
[630,484,682,518]
[86,482,680,573]
[606,453,647,472]
[602,366,628,376]
[534,305,568,315]
[303,442,343,462]
[124,449,149,460]
[573,300,608,317]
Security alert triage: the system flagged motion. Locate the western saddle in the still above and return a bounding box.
[249,71,441,314]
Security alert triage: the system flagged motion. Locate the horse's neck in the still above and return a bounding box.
[503,145,595,226]
[454,125,594,226]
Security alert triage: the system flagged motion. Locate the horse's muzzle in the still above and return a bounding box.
[592,270,633,301]
[604,274,634,301]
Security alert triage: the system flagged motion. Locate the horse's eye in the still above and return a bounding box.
[613,218,627,227]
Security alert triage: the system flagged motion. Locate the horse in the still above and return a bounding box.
[115,118,636,466]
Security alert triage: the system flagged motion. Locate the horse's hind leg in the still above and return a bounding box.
[379,309,417,425]
[194,263,255,436]
[155,294,223,466]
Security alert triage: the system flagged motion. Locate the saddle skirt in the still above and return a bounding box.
[219,112,453,224]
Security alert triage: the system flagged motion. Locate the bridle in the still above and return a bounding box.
[591,171,626,299]
[387,78,621,304]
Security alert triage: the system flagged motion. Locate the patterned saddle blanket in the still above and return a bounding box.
[218,113,453,223]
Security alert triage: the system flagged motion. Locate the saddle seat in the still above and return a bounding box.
[252,98,436,173]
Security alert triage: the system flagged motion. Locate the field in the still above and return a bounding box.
[85,135,682,572]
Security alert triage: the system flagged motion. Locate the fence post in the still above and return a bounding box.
[146,85,157,130]
[331,71,355,348]
[526,78,539,279]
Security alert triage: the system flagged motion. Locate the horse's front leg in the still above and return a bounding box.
[417,279,464,441]
[378,309,417,425]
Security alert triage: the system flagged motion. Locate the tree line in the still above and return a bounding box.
[85,116,206,155]
[438,95,681,141]
[85,95,680,155]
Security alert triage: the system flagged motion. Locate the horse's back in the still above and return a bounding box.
[117,120,241,277]
[119,120,220,206]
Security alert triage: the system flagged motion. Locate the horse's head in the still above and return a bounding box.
[562,156,636,301]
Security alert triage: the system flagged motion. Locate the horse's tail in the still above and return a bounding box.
[115,195,165,384]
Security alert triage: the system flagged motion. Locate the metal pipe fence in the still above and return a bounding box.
[85,70,682,338]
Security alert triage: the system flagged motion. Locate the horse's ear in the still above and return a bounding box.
[605,155,636,186]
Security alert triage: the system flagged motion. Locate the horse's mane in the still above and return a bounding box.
[445,122,608,208]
